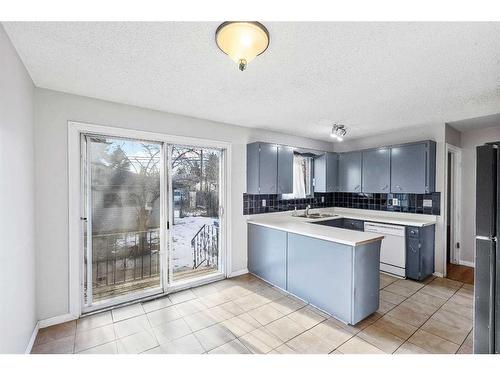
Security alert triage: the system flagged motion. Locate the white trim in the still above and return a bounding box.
[25,322,39,354]
[223,146,232,276]
[69,120,233,149]
[38,313,77,329]
[68,125,82,319]
[228,268,249,278]
[433,271,444,278]
[68,120,233,317]
[459,260,475,268]
[83,287,164,314]
[443,143,463,276]
[166,144,173,290]
[168,273,225,293]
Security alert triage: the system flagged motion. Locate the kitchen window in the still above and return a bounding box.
[282,153,313,199]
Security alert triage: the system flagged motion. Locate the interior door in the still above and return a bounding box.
[168,145,225,285]
[82,134,165,312]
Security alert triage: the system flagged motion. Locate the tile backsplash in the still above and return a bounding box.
[333,192,440,215]
[243,193,334,215]
[243,192,440,216]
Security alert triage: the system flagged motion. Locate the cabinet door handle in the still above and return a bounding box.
[355,185,360,190]
[382,185,388,190]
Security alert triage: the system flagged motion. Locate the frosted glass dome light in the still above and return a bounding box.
[216,22,270,71]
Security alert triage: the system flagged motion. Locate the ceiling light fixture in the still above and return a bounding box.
[215,21,270,71]
[331,124,347,142]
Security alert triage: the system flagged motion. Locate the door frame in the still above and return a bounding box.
[442,143,463,275]
[68,120,232,318]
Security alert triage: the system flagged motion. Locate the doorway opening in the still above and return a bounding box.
[444,144,473,284]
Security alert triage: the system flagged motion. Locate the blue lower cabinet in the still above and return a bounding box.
[287,233,353,322]
[287,233,380,324]
[351,241,382,323]
[405,225,435,281]
[247,224,381,324]
[247,224,287,290]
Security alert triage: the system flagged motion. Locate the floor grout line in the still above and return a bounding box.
[352,276,467,354]
[390,280,467,354]
[34,274,474,355]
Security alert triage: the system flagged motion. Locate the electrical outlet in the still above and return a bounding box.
[262,199,266,207]
[423,199,433,208]
[392,198,399,206]
[321,196,325,203]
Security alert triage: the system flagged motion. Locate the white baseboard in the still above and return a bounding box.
[433,272,444,278]
[459,260,475,268]
[25,321,39,354]
[228,268,248,277]
[39,313,77,329]
[36,270,250,332]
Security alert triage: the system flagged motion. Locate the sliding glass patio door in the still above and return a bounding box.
[169,145,224,284]
[81,132,225,312]
[82,135,164,311]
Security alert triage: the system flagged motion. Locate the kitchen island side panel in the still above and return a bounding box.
[352,241,381,323]
[287,233,353,323]
[247,224,287,290]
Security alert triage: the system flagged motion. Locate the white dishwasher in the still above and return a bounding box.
[364,222,406,278]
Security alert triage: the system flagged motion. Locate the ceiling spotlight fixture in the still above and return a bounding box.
[215,21,270,71]
[331,124,347,142]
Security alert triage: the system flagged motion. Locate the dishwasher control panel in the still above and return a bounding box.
[364,222,406,237]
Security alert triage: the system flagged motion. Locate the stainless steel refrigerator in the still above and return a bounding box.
[474,143,500,354]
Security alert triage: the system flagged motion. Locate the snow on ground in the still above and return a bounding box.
[172,215,219,271]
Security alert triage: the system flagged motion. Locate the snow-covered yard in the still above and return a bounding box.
[171,214,219,271]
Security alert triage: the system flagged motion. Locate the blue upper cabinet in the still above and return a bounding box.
[246,142,293,194]
[390,141,436,193]
[362,147,391,193]
[259,143,278,194]
[277,145,293,194]
[314,152,338,192]
[246,143,261,194]
[338,151,362,192]
[247,140,436,195]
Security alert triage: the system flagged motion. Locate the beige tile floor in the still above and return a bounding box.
[31,273,474,354]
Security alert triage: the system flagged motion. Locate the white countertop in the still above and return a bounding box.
[330,208,437,227]
[247,214,384,246]
[247,207,437,247]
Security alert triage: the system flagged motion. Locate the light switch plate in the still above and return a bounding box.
[392,198,399,206]
[423,199,433,208]
[262,199,266,207]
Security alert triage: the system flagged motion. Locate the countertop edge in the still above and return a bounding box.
[247,220,384,247]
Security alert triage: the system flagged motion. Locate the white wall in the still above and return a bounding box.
[34,88,333,321]
[0,25,36,353]
[459,125,500,265]
[445,124,461,148]
[333,123,447,276]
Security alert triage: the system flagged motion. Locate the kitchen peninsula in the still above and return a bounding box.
[247,211,385,325]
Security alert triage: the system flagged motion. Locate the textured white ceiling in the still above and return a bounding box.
[448,112,500,131]
[4,22,500,141]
